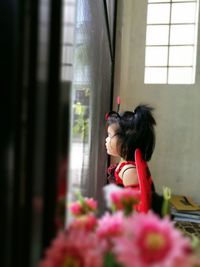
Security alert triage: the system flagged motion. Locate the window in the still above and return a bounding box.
[144,0,199,84]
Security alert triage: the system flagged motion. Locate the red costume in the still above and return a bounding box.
[107,149,153,213]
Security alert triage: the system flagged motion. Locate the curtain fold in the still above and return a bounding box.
[67,0,115,217]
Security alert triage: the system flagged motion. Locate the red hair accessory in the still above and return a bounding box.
[116,96,120,113]
[105,112,109,121]
[105,96,121,121]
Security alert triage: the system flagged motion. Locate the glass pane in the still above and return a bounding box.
[147,4,170,24]
[148,0,170,2]
[62,27,75,44]
[168,67,194,84]
[172,0,197,2]
[63,4,76,23]
[106,0,115,51]
[146,25,169,45]
[66,0,112,221]
[145,67,167,83]
[169,46,194,66]
[171,3,197,23]
[145,46,168,66]
[148,0,197,2]
[62,46,74,64]
[61,65,73,81]
[73,66,91,84]
[170,25,196,45]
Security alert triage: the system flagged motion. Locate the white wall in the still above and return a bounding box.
[114,0,200,203]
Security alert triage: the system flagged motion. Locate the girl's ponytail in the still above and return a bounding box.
[134,104,156,161]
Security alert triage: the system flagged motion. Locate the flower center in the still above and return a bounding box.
[145,232,166,251]
[62,256,81,267]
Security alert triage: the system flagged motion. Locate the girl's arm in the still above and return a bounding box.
[119,164,138,187]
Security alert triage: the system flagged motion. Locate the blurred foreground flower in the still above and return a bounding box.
[39,187,200,267]
[68,191,97,217]
[103,184,140,215]
[113,212,192,267]
[38,229,103,267]
[69,213,98,232]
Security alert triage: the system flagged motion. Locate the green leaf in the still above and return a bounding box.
[104,252,123,267]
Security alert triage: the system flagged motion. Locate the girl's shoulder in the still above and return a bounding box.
[116,161,136,173]
[118,161,138,187]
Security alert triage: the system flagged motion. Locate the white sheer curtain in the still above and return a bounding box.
[65,0,115,222]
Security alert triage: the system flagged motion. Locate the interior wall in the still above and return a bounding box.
[114,0,200,203]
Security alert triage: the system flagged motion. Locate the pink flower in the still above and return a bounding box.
[113,212,192,267]
[40,191,200,267]
[96,212,125,252]
[110,188,140,215]
[69,198,97,217]
[69,201,82,216]
[96,212,124,239]
[38,229,103,267]
[69,214,97,232]
[103,184,124,208]
[85,198,97,210]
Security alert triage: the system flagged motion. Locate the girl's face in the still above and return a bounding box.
[105,124,120,157]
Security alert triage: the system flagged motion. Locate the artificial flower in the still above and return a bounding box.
[111,188,140,213]
[69,214,97,232]
[38,228,103,267]
[39,189,200,267]
[103,184,140,215]
[69,194,97,217]
[96,211,124,251]
[113,211,192,267]
[103,184,123,209]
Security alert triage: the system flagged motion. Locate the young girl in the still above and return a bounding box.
[105,104,157,212]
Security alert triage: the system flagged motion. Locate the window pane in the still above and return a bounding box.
[145,0,199,84]
[63,5,76,23]
[170,25,196,45]
[62,27,75,44]
[171,3,197,23]
[148,0,170,2]
[145,46,168,66]
[172,0,197,2]
[61,65,73,81]
[149,0,197,1]
[169,46,194,66]
[146,25,169,45]
[147,4,170,24]
[62,46,74,64]
[145,67,167,83]
[168,67,194,84]
[73,66,91,84]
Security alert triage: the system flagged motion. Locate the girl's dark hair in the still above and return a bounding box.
[107,104,156,161]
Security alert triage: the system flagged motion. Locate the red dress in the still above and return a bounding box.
[114,161,140,189]
[107,149,153,213]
